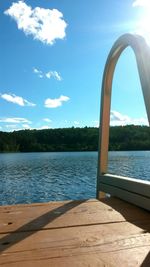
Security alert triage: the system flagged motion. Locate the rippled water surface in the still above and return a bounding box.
[0,151,150,205]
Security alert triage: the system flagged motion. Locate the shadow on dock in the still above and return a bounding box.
[100,197,150,267]
[140,252,150,267]
[101,197,150,232]
[0,200,86,253]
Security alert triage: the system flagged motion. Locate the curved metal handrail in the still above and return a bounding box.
[97,33,150,198]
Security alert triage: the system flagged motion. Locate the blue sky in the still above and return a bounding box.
[0,0,150,131]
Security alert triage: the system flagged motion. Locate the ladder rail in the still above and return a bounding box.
[97,34,150,202]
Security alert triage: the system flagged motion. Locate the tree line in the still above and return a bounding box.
[0,125,150,152]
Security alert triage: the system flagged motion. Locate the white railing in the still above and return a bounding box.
[97,34,150,211]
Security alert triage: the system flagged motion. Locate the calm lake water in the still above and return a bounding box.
[0,151,150,205]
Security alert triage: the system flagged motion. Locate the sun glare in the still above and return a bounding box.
[134,6,150,44]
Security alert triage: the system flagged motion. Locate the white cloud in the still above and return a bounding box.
[33,67,62,80]
[33,68,40,74]
[38,125,51,130]
[33,67,43,78]
[110,110,149,126]
[5,124,18,129]
[32,125,51,130]
[110,110,130,125]
[4,1,67,45]
[93,120,99,127]
[0,117,32,124]
[132,0,150,44]
[22,124,31,129]
[130,117,149,125]
[132,0,150,7]
[4,124,32,132]
[43,118,52,122]
[46,71,62,81]
[53,71,62,81]
[0,93,36,107]
[45,72,52,79]
[45,95,70,108]
[74,121,80,125]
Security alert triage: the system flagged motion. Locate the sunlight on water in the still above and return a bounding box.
[0,151,149,205]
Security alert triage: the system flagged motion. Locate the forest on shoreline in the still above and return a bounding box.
[0,125,150,152]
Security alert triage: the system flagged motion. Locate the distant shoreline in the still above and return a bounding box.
[0,125,150,152]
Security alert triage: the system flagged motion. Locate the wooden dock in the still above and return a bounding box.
[1,33,150,266]
[0,197,150,266]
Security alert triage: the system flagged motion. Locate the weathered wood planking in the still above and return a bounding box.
[0,198,149,234]
[0,222,150,267]
[0,198,150,266]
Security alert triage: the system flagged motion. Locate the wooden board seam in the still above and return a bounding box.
[100,181,150,200]
[0,220,129,235]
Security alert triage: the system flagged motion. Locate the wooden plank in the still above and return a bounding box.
[0,221,150,266]
[99,174,150,197]
[0,198,149,234]
[100,183,150,211]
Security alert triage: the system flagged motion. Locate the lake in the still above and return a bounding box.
[0,151,150,205]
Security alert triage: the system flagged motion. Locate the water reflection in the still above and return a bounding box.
[0,151,150,205]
